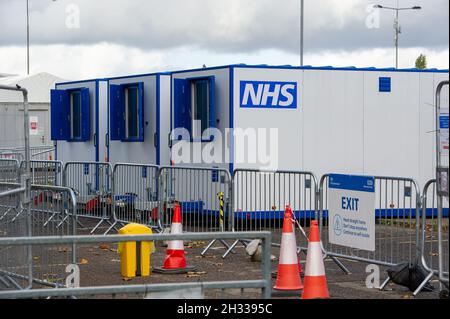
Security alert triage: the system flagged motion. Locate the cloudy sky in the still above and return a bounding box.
[0,0,448,80]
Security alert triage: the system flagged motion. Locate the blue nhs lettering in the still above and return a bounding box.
[341,197,359,211]
[240,81,297,109]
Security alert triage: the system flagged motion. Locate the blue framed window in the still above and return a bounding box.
[110,82,144,142]
[174,76,216,141]
[51,88,90,141]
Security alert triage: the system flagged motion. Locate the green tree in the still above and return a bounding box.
[415,54,427,69]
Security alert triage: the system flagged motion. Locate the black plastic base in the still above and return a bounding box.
[152,265,197,274]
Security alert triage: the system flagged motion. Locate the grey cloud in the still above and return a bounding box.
[0,0,448,54]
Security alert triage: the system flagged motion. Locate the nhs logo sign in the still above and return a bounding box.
[240,81,297,109]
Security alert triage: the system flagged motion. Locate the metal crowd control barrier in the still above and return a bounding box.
[1,182,77,290]
[420,180,449,293]
[0,231,272,299]
[20,160,63,186]
[157,166,232,234]
[0,183,29,290]
[0,152,23,162]
[63,162,113,234]
[0,159,19,183]
[0,146,55,162]
[106,163,160,234]
[225,169,318,259]
[319,174,423,287]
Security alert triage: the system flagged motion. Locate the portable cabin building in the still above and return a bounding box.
[107,73,171,166]
[52,79,108,163]
[169,64,449,219]
[170,64,449,187]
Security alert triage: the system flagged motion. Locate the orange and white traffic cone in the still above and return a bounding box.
[163,203,186,269]
[274,206,303,291]
[301,220,329,299]
[154,203,196,274]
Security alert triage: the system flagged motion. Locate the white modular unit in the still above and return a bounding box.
[170,65,449,199]
[52,79,108,163]
[107,73,171,166]
[170,66,232,172]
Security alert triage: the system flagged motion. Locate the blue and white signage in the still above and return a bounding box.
[328,174,376,252]
[439,108,449,155]
[240,81,297,109]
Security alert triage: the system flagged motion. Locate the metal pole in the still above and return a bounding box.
[435,80,449,291]
[26,0,30,75]
[300,0,304,66]
[394,9,399,68]
[0,84,32,288]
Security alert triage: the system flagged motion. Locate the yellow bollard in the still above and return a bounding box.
[118,223,155,278]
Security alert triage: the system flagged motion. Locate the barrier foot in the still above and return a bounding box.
[379,277,391,291]
[103,221,118,235]
[201,239,217,256]
[76,218,85,228]
[0,275,10,289]
[42,213,56,227]
[201,239,235,256]
[222,239,247,259]
[90,219,106,235]
[0,207,13,221]
[330,256,351,275]
[413,271,435,296]
[56,214,69,228]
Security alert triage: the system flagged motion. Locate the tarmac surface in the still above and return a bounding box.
[65,219,446,299]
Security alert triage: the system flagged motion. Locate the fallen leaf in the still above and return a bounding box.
[99,244,110,250]
[122,277,132,282]
[79,258,89,265]
[58,247,68,253]
[109,248,118,253]
[187,271,207,276]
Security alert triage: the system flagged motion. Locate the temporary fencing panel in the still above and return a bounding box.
[0,159,19,183]
[0,183,29,290]
[109,163,159,232]
[157,166,232,233]
[231,169,318,250]
[0,183,76,290]
[319,174,422,269]
[63,162,112,234]
[421,180,449,289]
[29,185,77,288]
[20,160,63,186]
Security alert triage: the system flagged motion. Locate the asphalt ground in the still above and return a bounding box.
[55,218,447,299]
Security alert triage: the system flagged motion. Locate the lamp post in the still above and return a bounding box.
[26,0,30,75]
[374,3,421,68]
[300,0,304,66]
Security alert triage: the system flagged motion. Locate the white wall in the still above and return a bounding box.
[233,67,302,171]
[302,70,364,177]
[159,74,172,166]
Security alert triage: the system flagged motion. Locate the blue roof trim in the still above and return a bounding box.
[170,64,448,74]
[55,78,107,86]
[107,72,170,81]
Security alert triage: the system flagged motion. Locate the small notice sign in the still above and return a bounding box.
[328,174,376,252]
[29,116,39,136]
